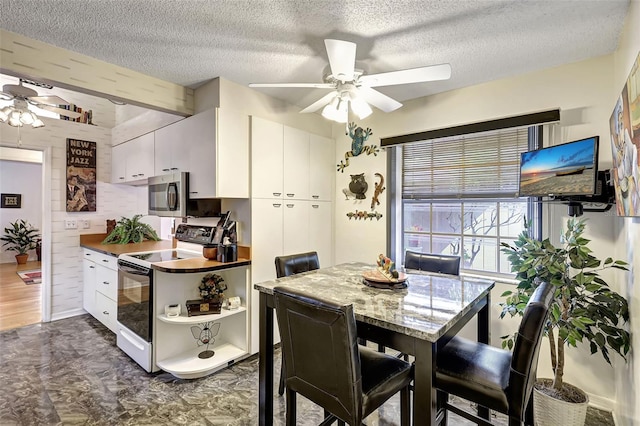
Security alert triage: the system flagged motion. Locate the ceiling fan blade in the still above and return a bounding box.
[249,83,334,89]
[300,92,338,113]
[34,103,82,118]
[358,87,402,113]
[359,63,452,87]
[0,91,15,101]
[325,39,356,82]
[28,95,71,106]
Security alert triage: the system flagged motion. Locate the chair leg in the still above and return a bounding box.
[439,391,449,426]
[278,358,285,395]
[285,389,296,426]
[400,385,410,426]
[378,344,385,353]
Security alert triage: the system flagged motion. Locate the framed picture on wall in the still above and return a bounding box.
[609,51,640,216]
[1,193,21,208]
[66,138,97,212]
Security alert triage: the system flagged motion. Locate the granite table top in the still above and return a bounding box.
[254,262,495,342]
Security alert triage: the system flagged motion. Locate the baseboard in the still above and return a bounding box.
[585,392,614,412]
[49,308,86,322]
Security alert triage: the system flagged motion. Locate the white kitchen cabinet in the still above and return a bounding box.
[111,132,155,185]
[154,108,249,198]
[83,249,119,333]
[309,134,335,201]
[154,266,250,379]
[283,200,310,255]
[251,116,284,199]
[283,126,310,200]
[309,200,333,267]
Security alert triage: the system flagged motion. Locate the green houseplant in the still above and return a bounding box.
[1,219,41,264]
[500,218,630,425]
[102,214,160,244]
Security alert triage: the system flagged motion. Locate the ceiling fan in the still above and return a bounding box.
[249,39,451,122]
[0,79,81,127]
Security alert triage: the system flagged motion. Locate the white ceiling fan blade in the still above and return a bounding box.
[325,39,356,82]
[300,92,338,113]
[359,63,452,87]
[0,91,14,101]
[34,103,82,118]
[358,87,402,113]
[28,95,71,106]
[249,83,334,89]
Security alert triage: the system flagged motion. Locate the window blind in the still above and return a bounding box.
[402,127,533,199]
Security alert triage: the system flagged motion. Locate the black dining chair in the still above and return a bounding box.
[404,250,461,275]
[434,280,555,426]
[274,251,320,395]
[274,286,413,426]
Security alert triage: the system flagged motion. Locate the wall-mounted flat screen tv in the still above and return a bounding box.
[519,136,599,197]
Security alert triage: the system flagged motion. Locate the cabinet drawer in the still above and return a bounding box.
[95,291,117,333]
[95,265,118,301]
[83,249,117,270]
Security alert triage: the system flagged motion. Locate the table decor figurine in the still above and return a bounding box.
[190,322,221,359]
[362,254,408,289]
[186,273,227,316]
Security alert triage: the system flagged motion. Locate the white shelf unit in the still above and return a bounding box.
[153,265,250,379]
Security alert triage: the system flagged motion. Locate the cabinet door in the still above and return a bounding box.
[251,198,284,283]
[95,264,118,301]
[126,133,155,183]
[283,200,310,255]
[283,126,310,200]
[95,291,118,333]
[111,142,128,184]
[217,108,249,198]
[154,118,185,175]
[184,109,216,198]
[83,259,96,315]
[309,201,333,267]
[251,117,283,199]
[309,134,335,201]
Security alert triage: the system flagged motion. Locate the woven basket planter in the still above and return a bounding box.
[533,379,589,426]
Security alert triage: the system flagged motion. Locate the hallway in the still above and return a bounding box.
[0,260,41,331]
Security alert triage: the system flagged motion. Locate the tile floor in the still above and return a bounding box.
[0,315,614,425]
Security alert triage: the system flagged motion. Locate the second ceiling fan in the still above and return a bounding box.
[250,39,451,122]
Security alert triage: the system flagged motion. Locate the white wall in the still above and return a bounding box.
[332,53,628,409]
[0,117,156,321]
[611,1,640,424]
[0,159,42,263]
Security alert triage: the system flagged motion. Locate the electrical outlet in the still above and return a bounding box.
[65,219,77,230]
[80,219,90,229]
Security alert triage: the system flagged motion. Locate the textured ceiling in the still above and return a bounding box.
[0,0,631,120]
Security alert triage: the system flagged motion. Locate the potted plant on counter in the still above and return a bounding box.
[500,218,630,426]
[1,219,41,264]
[102,214,160,244]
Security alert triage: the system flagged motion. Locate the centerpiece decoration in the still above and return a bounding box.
[362,254,408,289]
[186,273,227,316]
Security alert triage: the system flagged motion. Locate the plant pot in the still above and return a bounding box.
[15,253,28,264]
[533,379,589,426]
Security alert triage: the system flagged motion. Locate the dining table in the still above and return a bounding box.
[255,261,495,425]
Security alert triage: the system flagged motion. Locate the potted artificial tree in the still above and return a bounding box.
[500,218,630,426]
[1,219,41,264]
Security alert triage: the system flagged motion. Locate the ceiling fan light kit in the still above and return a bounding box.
[249,39,451,123]
[0,102,45,128]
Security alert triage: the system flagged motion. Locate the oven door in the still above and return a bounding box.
[117,260,153,342]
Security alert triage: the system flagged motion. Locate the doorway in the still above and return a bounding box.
[0,146,45,331]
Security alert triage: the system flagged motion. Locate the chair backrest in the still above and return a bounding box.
[275,251,320,278]
[404,250,461,275]
[508,280,555,419]
[274,286,363,424]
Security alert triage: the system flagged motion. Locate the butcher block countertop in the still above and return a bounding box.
[79,234,251,273]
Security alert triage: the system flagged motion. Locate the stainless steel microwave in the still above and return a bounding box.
[148,172,188,217]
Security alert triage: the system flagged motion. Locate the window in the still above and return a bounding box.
[393,126,541,277]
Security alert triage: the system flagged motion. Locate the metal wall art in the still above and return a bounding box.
[346,210,383,221]
[337,122,379,172]
[191,321,220,359]
[370,173,385,210]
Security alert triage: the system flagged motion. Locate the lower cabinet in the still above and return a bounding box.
[82,249,118,333]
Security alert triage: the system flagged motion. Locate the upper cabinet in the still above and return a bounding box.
[251,117,334,201]
[111,132,154,185]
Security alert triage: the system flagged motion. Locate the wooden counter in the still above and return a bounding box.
[79,234,251,273]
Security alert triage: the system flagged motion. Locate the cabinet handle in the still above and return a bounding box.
[162,168,170,172]
[103,281,110,285]
[312,195,319,199]
[89,266,95,269]
[131,174,138,178]
[273,203,281,208]
[312,204,319,208]
[286,204,294,208]
[170,167,179,170]
[119,177,125,180]
[286,193,295,197]
[102,259,109,263]
[103,311,109,315]
[138,173,145,177]
[86,253,91,256]
[273,192,281,197]
[190,191,198,194]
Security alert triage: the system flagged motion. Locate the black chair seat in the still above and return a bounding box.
[436,336,511,413]
[404,250,461,275]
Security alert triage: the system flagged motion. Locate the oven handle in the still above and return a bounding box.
[117,260,152,276]
[119,326,145,351]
